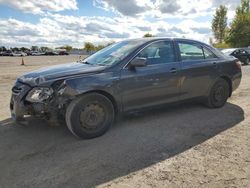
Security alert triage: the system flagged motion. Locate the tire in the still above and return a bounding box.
[66,93,115,139]
[244,58,249,65]
[206,78,230,108]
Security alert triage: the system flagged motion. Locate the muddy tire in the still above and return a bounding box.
[66,93,115,139]
[206,78,230,108]
[244,58,249,65]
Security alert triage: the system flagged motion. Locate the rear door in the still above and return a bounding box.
[119,40,181,111]
[175,40,220,100]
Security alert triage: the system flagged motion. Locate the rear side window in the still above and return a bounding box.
[240,50,247,54]
[178,42,204,61]
[203,47,217,59]
[178,42,217,61]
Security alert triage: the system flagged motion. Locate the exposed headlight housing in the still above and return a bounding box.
[26,87,53,102]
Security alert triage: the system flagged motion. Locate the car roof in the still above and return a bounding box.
[123,37,209,46]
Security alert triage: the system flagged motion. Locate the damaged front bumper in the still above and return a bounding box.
[10,81,63,124]
[10,81,32,123]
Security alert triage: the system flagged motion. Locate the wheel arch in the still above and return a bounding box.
[78,90,119,115]
[220,75,233,97]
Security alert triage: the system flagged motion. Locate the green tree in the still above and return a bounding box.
[84,42,95,53]
[106,41,115,46]
[20,47,29,52]
[226,0,250,47]
[95,44,105,51]
[212,5,228,43]
[143,33,154,37]
[40,46,50,52]
[11,47,20,52]
[64,45,73,52]
[212,42,231,49]
[0,46,7,52]
[31,46,39,51]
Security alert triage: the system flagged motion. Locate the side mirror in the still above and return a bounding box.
[129,57,147,68]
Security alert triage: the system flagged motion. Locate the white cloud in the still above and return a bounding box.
[0,0,78,14]
[211,0,241,10]
[0,14,213,48]
[0,0,243,47]
[93,0,153,16]
[93,0,241,20]
[93,0,214,18]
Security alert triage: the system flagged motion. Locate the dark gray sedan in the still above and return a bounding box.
[10,38,242,139]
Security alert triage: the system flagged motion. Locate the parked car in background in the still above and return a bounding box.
[31,51,45,56]
[10,38,242,139]
[44,51,59,56]
[12,52,27,57]
[1,50,14,56]
[59,51,69,55]
[221,48,250,65]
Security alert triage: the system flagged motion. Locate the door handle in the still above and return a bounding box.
[170,68,177,74]
[213,62,218,68]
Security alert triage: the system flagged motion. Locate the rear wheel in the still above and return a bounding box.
[206,78,230,108]
[244,58,249,65]
[66,93,115,139]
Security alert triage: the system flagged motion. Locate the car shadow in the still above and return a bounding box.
[0,102,244,187]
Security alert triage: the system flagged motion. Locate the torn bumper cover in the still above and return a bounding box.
[10,81,61,123]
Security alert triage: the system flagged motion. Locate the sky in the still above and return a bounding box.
[0,0,242,48]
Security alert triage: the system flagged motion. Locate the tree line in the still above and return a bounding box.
[83,42,115,53]
[0,45,73,52]
[0,43,114,53]
[212,0,250,48]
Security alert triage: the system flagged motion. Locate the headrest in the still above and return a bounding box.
[158,47,172,58]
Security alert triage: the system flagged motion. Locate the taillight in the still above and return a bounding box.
[235,60,242,70]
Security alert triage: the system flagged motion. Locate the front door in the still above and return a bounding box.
[119,40,181,111]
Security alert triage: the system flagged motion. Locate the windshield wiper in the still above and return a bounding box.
[81,61,91,65]
[96,63,107,66]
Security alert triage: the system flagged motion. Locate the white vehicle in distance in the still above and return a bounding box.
[31,51,45,56]
[12,52,27,57]
[221,48,238,56]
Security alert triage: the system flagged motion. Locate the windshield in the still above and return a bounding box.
[81,40,145,66]
[245,48,250,53]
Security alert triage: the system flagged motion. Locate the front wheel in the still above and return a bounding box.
[206,78,230,108]
[66,93,115,139]
[244,58,249,65]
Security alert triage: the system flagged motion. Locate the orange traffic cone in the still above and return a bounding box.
[21,58,25,65]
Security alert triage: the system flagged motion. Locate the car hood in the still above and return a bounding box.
[18,62,106,86]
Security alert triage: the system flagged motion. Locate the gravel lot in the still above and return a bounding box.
[0,56,249,188]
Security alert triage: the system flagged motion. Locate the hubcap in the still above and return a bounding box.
[214,86,225,102]
[80,103,105,130]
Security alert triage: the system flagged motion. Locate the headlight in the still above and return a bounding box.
[26,87,53,102]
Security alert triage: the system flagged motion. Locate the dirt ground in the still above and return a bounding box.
[0,56,249,188]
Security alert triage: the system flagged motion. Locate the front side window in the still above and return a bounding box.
[137,41,175,65]
[178,42,204,61]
